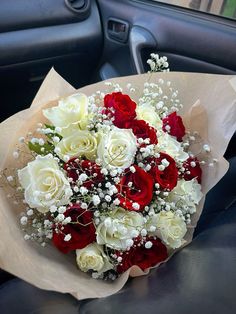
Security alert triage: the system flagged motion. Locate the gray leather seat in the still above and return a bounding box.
[0,157,236,314]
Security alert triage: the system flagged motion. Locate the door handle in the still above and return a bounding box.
[107,18,129,43]
[129,26,156,74]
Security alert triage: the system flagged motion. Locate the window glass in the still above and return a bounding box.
[150,0,236,21]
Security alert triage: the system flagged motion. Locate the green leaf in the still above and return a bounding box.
[44,124,62,141]
[44,124,55,131]
[28,141,54,155]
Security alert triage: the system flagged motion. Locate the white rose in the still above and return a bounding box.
[96,207,144,250]
[151,211,187,249]
[97,127,137,170]
[43,93,89,136]
[55,130,98,162]
[76,243,113,275]
[18,155,72,213]
[156,132,188,162]
[136,103,162,129]
[168,179,203,214]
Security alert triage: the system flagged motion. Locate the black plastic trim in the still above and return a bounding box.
[0,0,101,67]
[0,0,91,33]
[64,0,91,15]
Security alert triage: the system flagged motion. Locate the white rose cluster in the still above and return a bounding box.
[43,93,89,136]
[168,179,203,215]
[136,103,162,130]
[157,132,189,162]
[18,155,72,213]
[97,127,137,170]
[76,243,113,276]
[96,207,144,250]
[55,130,98,162]
[150,211,187,249]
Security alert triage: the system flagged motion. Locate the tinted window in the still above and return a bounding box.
[149,0,236,21]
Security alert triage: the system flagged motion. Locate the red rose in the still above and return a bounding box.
[117,165,154,211]
[104,92,137,128]
[162,111,185,141]
[182,157,202,183]
[52,204,96,254]
[116,237,168,274]
[131,119,158,145]
[64,159,103,189]
[149,152,178,191]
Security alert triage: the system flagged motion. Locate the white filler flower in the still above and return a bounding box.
[18,155,72,213]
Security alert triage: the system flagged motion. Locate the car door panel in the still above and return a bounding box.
[96,0,236,78]
[0,0,102,121]
[0,16,100,67]
[0,0,91,33]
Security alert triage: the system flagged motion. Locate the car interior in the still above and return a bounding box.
[0,0,236,313]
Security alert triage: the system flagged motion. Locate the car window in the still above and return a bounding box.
[148,0,236,21]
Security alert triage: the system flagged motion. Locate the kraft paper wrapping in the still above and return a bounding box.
[0,69,236,300]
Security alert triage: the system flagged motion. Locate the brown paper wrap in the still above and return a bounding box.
[0,69,236,299]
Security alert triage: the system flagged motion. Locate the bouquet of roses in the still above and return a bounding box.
[16,73,206,280]
[0,66,235,298]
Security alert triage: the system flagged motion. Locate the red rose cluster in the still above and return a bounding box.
[104,92,136,128]
[53,204,96,253]
[162,111,186,141]
[116,237,168,273]
[117,165,154,211]
[104,92,158,144]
